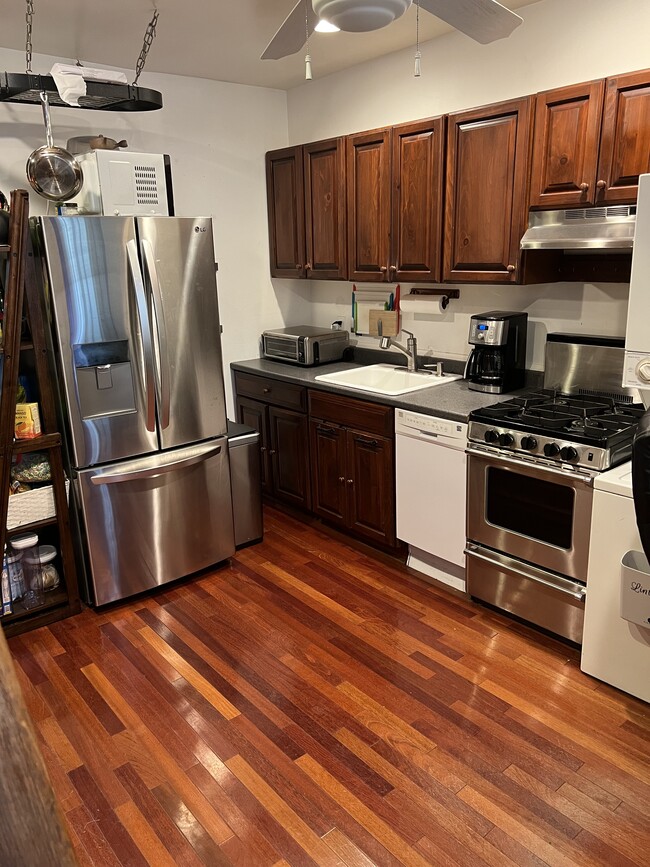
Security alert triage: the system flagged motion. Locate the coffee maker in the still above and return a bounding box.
[465,311,528,393]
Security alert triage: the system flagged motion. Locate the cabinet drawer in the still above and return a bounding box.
[234,372,306,411]
[309,389,393,437]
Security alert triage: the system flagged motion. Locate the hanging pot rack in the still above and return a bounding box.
[0,73,163,111]
[0,3,163,112]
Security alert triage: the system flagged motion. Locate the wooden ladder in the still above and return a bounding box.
[0,190,80,636]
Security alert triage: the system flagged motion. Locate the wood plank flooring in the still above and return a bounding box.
[9,506,650,866]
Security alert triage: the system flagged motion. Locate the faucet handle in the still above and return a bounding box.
[402,329,414,340]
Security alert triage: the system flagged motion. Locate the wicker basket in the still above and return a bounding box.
[6,480,70,530]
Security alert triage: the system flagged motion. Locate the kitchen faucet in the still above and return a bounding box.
[378,323,418,371]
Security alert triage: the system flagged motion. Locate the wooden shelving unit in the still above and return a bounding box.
[0,191,80,637]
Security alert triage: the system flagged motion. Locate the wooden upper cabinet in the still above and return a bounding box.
[529,81,605,208]
[304,138,347,280]
[530,69,650,208]
[598,69,650,204]
[266,146,305,278]
[391,117,445,283]
[444,97,532,284]
[347,128,392,282]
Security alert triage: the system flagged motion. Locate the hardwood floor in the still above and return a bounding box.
[9,505,650,866]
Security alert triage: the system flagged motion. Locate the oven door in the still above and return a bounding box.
[467,448,594,581]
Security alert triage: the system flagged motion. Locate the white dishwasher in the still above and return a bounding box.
[395,409,468,592]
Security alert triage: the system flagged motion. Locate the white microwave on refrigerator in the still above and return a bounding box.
[70,150,170,216]
[624,173,650,390]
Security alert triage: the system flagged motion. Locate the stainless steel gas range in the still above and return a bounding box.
[465,334,644,644]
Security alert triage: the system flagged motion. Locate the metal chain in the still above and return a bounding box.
[25,0,34,74]
[132,10,159,86]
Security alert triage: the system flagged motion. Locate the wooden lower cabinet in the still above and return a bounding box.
[268,406,311,509]
[235,373,310,509]
[309,390,396,549]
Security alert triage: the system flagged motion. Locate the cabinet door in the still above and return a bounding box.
[304,138,347,280]
[268,406,311,510]
[266,146,305,278]
[345,429,395,547]
[598,69,650,204]
[309,419,347,526]
[529,81,605,208]
[444,97,532,283]
[236,397,271,495]
[347,128,392,282]
[391,117,445,282]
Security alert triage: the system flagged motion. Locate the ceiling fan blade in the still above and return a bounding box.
[419,0,523,44]
[261,2,319,60]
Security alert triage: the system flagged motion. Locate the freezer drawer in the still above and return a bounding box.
[466,543,586,644]
[76,438,234,605]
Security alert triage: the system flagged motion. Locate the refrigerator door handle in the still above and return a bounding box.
[141,238,171,430]
[126,239,156,433]
[90,443,222,485]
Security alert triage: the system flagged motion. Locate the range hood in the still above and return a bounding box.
[520,205,636,251]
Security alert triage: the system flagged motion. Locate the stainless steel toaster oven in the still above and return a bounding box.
[261,326,349,366]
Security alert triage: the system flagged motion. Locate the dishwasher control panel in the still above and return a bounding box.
[395,409,466,440]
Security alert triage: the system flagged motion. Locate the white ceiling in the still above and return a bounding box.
[0,0,541,91]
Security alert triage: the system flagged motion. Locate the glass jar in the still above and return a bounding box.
[11,533,43,609]
[26,545,60,591]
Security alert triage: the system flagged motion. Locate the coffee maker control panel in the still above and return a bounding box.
[468,318,508,346]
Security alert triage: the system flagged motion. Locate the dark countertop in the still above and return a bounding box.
[230,354,538,422]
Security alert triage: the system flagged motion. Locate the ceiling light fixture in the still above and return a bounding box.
[314,19,340,33]
[313,0,410,33]
[414,0,421,77]
[304,0,313,80]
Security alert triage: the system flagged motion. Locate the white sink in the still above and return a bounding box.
[314,364,461,395]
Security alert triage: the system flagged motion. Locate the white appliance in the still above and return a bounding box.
[624,172,650,389]
[581,462,650,702]
[395,409,467,591]
[71,150,169,216]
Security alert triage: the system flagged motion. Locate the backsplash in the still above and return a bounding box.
[304,280,630,370]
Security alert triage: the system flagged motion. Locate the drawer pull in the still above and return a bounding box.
[316,425,336,435]
[355,436,378,448]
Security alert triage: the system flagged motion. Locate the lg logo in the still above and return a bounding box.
[194,226,207,233]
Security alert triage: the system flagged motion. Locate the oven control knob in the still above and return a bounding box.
[484,430,500,444]
[520,436,537,451]
[560,446,579,462]
[544,443,561,457]
[499,433,515,447]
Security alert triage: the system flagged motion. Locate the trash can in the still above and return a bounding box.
[227,420,263,548]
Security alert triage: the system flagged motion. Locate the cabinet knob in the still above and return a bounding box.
[579,182,589,192]
[506,264,516,273]
[389,264,397,274]
[263,387,271,393]
[380,266,387,272]
[596,179,607,190]
[306,262,312,272]
[296,263,302,269]
[347,478,354,485]
[269,449,276,456]
[260,446,267,453]
[338,476,345,483]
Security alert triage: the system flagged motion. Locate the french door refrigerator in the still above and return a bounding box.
[37,215,235,605]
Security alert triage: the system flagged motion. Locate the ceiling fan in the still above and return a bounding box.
[262,0,524,60]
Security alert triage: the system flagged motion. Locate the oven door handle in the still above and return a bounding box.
[465,545,587,602]
[466,445,595,485]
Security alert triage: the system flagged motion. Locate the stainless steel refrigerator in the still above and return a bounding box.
[37,216,235,605]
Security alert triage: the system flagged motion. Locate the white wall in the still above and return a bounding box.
[285,0,650,368]
[0,46,312,415]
